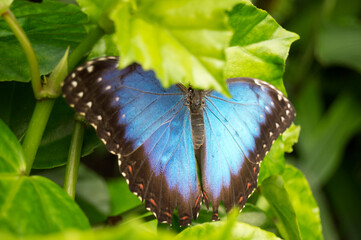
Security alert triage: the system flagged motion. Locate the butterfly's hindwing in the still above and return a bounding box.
[201,78,295,219]
[62,57,202,226]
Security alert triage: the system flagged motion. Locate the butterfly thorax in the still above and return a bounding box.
[187,88,205,150]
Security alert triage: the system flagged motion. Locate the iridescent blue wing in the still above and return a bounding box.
[201,78,295,219]
[62,57,202,226]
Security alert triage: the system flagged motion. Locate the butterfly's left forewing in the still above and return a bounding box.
[201,78,295,219]
[62,57,201,226]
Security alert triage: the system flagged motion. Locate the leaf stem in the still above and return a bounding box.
[20,25,104,175]
[22,99,55,175]
[63,114,85,199]
[62,25,105,197]
[2,10,42,99]
[62,26,105,197]
[67,25,105,71]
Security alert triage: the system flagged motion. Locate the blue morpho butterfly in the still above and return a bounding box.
[62,56,295,226]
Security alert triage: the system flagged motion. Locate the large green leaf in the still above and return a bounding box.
[107,177,141,216]
[282,165,323,240]
[0,0,87,82]
[0,119,25,174]
[34,127,101,169]
[75,164,110,218]
[258,138,285,185]
[88,34,120,59]
[178,219,281,240]
[0,120,90,236]
[238,204,275,231]
[0,82,34,139]
[76,0,117,33]
[111,0,241,96]
[0,176,90,236]
[38,164,111,224]
[79,0,298,96]
[0,219,172,240]
[0,82,102,168]
[261,175,301,240]
[225,2,299,94]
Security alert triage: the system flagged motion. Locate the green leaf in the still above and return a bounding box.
[178,220,281,240]
[0,218,172,240]
[258,138,285,185]
[258,124,300,184]
[75,164,110,222]
[282,165,323,240]
[238,204,274,231]
[33,98,102,169]
[0,83,102,169]
[315,23,361,74]
[76,0,117,33]
[0,0,12,14]
[0,82,34,139]
[0,176,90,236]
[38,164,111,224]
[225,2,299,94]
[111,0,241,96]
[0,118,26,174]
[0,0,87,82]
[0,118,90,235]
[261,175,301,240]
[107,177,141,216]
[281,124,300,153]
[76,0,115,21]
[0,122,90,235]
[88,34,120,58]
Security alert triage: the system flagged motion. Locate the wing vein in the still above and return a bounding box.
[142,105,186,201]
[124,97,186,156]
[120,85,185,96]
[204,98,250,162]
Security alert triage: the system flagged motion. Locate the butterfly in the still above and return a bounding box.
[62,56,295,226]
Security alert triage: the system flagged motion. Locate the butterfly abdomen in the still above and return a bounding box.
[190,111,205,149]
[188,88,206,150]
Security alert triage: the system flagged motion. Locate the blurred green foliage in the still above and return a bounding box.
[254,0,361,239]
[1,0,359,239]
